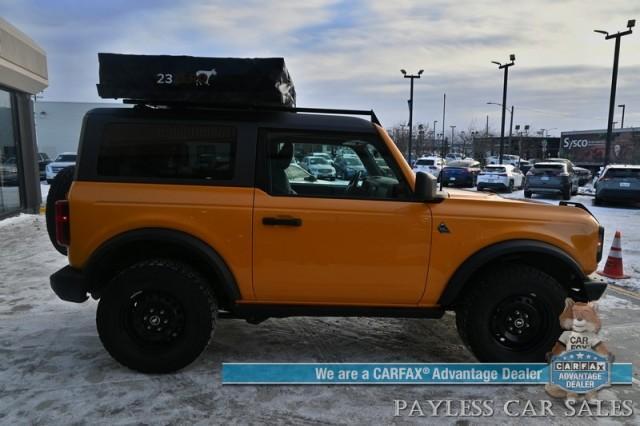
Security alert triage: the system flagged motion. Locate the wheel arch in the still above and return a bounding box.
[438,239,587,308]
[84,228,240,309]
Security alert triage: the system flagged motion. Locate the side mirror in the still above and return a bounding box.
[415,171,438,201]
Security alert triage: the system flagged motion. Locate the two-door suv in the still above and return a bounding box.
[48,54,607,373]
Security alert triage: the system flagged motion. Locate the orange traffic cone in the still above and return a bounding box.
[598,231,630,279]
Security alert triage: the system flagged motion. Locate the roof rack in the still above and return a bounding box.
[124,100,381,126]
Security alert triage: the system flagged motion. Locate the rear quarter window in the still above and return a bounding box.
[97,122,237,181]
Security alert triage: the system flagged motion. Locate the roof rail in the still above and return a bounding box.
[124,100,381,125]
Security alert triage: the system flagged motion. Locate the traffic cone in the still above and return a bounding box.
[598,231,630,279]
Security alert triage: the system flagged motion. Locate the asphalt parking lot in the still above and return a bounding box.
[1,207,639,424]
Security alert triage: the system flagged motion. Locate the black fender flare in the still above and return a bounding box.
[438,239,585,307]
[84,228,240,304]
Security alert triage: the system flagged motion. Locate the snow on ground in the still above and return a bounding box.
[40,181,49,201]
[0,191,638,424]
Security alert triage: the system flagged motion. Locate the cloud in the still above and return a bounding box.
[1,0,639,132]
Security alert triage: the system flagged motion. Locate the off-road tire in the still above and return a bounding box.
[45,165,75,255]
[455,264,566,362]
[96,259,217,374]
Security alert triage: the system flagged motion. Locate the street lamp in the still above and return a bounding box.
[433,120,438,154]
[594,19,635,167]
[449,125,456,156]
[401,69,424,164]
[487,102,514,158]
[618,104,626,128]
[491,54,516,164]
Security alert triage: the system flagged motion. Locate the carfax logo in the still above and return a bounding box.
[550,349,610,394]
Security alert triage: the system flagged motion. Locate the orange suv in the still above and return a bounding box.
[47,105,608,373]
[46,53,606,373]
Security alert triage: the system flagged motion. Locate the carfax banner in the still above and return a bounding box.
[222,362,632,385]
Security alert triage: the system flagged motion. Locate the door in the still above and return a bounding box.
[252,129,431,305]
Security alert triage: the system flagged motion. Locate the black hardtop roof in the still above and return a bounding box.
[85,106,378,133]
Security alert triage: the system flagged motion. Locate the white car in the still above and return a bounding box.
[301,156,336,180]
[486,154,520,167]
[477,164,524,193]
[45,152,77,183]
[413,156,445,176]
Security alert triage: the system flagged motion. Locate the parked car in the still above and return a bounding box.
[486,154,520,166]
[0,162,19,186]
[477,164,524,193]
[48,54,607,374]
[311,152,333,162]
[38,152,51,180]
[573,166,593,186]
[45,152,77,183]
[517,160,532,175]
[445,153,464,161]
[441,159,481,187]
[594,165,640,205]
[334,154,366,180]
[301,155,336,180]
[537,157,580,191]
[412,156,445,176]
[524,162,577,200]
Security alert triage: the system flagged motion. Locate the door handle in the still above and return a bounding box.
[262,216,302,227]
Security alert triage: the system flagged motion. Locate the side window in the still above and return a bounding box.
[264,130,409,200]
[97,122,236,181]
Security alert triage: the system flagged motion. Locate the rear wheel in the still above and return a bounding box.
[571,183,578,196]
[45,166,75,255]
[96,259,216,373]
[562,187,571,200]
[455,264,565,362]
[524,190,532,198]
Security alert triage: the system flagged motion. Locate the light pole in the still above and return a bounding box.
[488,102,514,158]
[433,120,438,154]
[401,69,423,164]
[595,20,635,167]
[449,125,456,156]
[618,104,626,128]
[442,93,446,156]
[492,54,516,164]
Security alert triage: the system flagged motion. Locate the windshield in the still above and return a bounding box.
[55,154,76,162]
[485,166,506,173]
[416,159,435,166]
[309,158,329,165]
[603,168,640,179]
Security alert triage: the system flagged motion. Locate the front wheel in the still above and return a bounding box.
[97,259,217,373]
[455,264,566,362]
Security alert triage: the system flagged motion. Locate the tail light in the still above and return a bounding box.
[55,200,70,247]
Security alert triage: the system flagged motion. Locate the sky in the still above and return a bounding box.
[2,0,640,136]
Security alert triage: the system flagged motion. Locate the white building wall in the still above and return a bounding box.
[34,101,129,157]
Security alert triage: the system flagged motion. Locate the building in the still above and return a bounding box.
[560,128,640,170]
[0,18,48,217]
[472,136,560,162]
[35,101,129,158]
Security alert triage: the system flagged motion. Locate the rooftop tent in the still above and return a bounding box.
[96,53,296,107]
